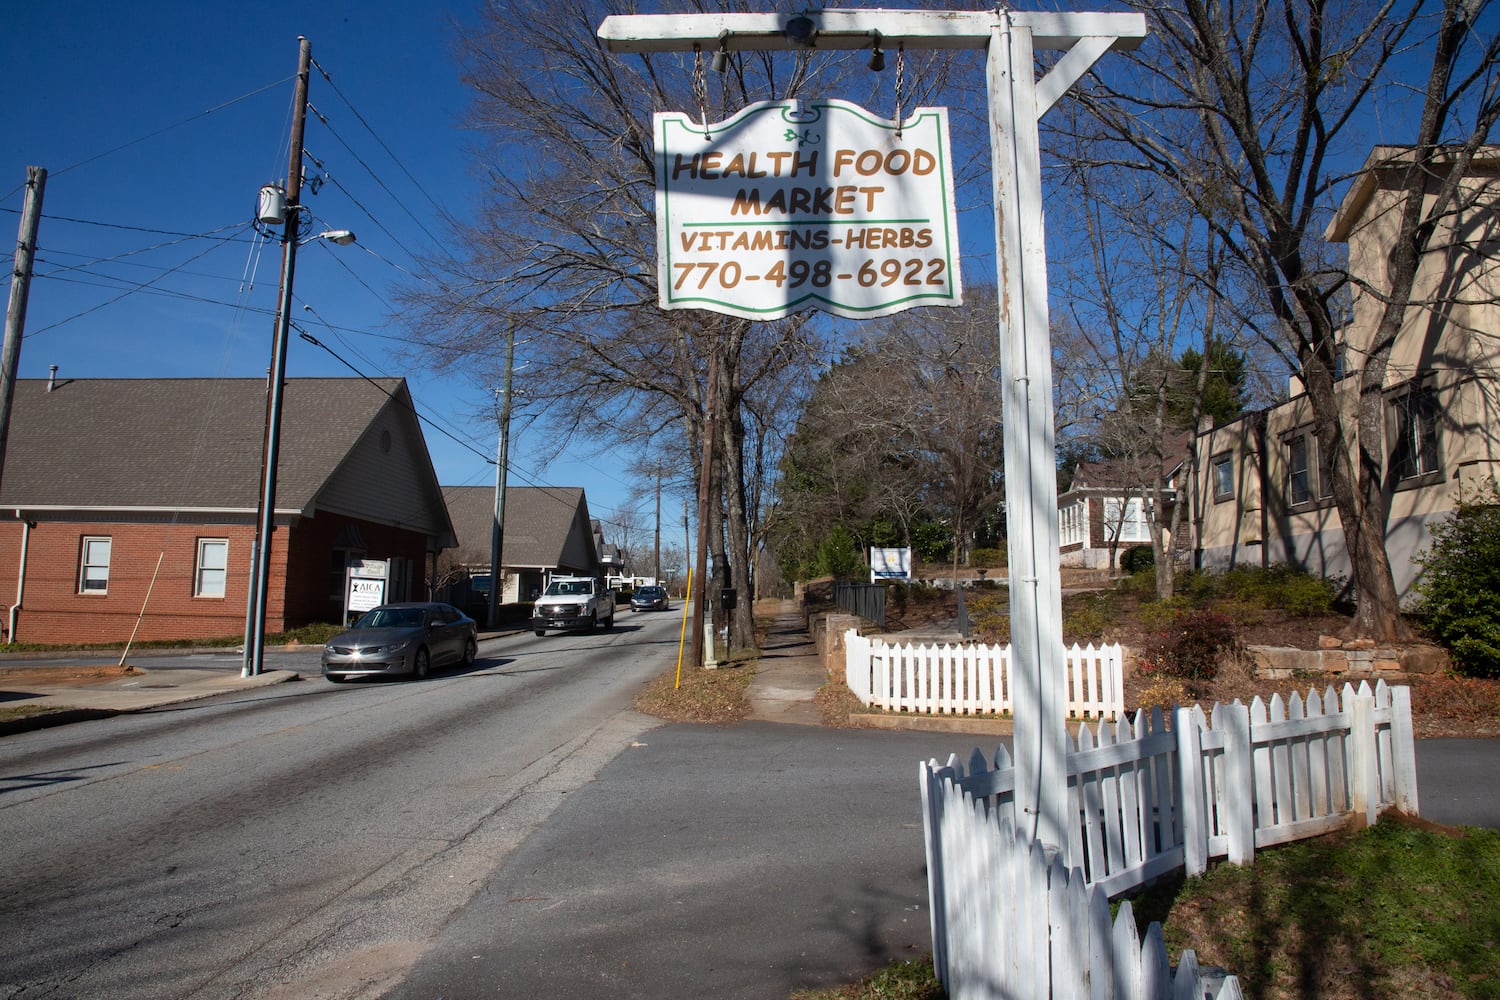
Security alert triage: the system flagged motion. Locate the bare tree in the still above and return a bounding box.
[772,287,1008,580]
[1052,147,1251,596]
[1071,0,1499,638]
[399,0,970,652]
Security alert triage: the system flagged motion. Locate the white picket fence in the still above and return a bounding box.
[930,778,1245,1000]
[845,629,1124,720]
[921,680,1418,997]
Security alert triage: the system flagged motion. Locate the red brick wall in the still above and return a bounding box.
[0,514,431,644]
[0,519,259,644]
[283,515,430,627]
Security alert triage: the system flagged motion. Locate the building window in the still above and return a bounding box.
[195,538,228,598]
[80,536,112,594]
[1211,453,1234,502]
[1287,434,1313,505]
[1391,386,1441,482]
[1059,499,1087,547]
[1103,497,1151,543]
[330,550,350,601]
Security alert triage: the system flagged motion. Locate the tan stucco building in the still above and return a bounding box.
[1191,146,1500,601]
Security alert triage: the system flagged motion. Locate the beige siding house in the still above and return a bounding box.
[1192,147,1500,600]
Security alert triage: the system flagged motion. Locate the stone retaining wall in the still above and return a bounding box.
[1245,638,1448,679]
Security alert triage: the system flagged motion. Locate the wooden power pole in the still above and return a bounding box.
[0,165,47,499]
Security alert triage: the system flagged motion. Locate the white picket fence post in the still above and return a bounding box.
[1348,683,1379,826]
[1218,700,1255,866]
[1175,705,1208,877]
[1389,685,1419,814]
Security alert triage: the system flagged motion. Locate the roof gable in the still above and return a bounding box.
[441,485,598,570]
[0,378,448,540]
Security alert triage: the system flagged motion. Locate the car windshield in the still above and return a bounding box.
[638,587,663,597]
[354,607,426,629]
[544,580,592,596]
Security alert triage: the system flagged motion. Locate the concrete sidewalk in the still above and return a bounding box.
[0,664,298,736]
[746,600,828,725]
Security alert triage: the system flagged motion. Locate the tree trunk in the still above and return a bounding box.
[717,360,757,651]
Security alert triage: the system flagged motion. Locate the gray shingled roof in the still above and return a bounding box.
[441,485,589,569]
[0,377,414,511]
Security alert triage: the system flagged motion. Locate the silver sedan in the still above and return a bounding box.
[321,602,478,682]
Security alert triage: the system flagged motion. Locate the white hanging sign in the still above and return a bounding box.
[654,99,962,319]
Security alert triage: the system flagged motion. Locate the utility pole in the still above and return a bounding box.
[0,166,46,501]
[653,465,662,584]
[487,324,517,629]
[689,349,718,669]
[598,9,1144,848]
[244,37,313,677]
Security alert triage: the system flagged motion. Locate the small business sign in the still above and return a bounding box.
[870,546,913,582]
[655,99,961,319]
[345,559,389,616]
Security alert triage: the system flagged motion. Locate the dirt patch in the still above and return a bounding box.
[0,664,142,689]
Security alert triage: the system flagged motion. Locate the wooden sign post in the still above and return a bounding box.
[600,9,1146,849]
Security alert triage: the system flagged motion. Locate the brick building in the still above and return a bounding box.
[0,377,454,644]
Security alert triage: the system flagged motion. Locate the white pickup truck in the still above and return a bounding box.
[531,576,616,635]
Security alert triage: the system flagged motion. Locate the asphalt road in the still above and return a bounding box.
[0,615,679,999]
[389,721,963,1000]
[3,618,1496,1000]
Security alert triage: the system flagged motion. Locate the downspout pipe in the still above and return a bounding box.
[9,511,30,643]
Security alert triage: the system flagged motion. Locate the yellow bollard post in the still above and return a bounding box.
[674,568,693,689]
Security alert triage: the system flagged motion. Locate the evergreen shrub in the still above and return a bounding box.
[1417,488,1500,678]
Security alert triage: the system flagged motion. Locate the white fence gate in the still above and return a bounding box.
[845,629,1124,720]
[921,680,1418,997]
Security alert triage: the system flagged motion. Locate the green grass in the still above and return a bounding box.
[790,956,943,1000]
[1128,815,1500,999]
[802,816,1500,1000]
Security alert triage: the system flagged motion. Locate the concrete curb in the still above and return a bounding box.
[0,670,301,738]
[850,712,1016,736]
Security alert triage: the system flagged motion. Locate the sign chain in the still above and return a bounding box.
[692,44,710,138]
[894,43,906,139]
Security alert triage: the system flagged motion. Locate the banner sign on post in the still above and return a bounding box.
[870,546,913,582]
[655,99,961,319]
[345,559,389,618]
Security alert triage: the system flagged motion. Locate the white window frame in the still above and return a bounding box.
[1102,496,1150,544]
[1059,499,1087,547]
[80,536,112,594]
[1211,453,1234,502]
[195,538,228,598]
[1287,434,1314,505]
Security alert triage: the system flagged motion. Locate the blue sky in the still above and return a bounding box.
[1,1,650,536]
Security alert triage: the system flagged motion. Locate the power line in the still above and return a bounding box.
[26,239,235,338]
[0,76,295,201]
[0,207,257,241]
[305,103,450,252]
[296,328,628,515]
